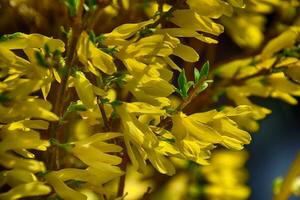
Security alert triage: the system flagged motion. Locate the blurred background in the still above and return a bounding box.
[247,98,300,200]
[1,0,300,199]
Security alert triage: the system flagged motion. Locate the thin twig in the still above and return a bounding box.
[158,56,282,129]
[48,0,85,170]
[98,99,110,131]
[146,0,186,29]
[273,153,300,200]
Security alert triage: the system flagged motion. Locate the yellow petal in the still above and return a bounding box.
[72,145,122,166]
[46,172,87,200]
[261,27,300,59]
[227,0,245,7]
[0,182,51,200]
[0,153,45,173]
[212,118,251,145]
[147,149,175,175]
[173,43,199,62]
[171,10,224,35]
[1,169,37,187]
[76,132,122,146]
[0,33,64,52]
[74,71,96,108]
[105,19,154,39]
[157,28,218,44]
[187,0,233,18]
[0,130,50,152]
[77,32,117,75]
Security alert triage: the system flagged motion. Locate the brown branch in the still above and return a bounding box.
[158,56,283,129]
[117,145,129,198]
[98,99,110,131]
[48,0,85,170]
[146,0,186,29]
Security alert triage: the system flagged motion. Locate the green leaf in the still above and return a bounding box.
[86,0,97,11]
[186,81,194,93]
[88,31,96,44]
[65,180,85,188]
[35,51,48,68]
[96,34,106,43]
[60,102,86,125]
[0,32,23,42]
[64,0,80,16]
[139,28,154,37]
[111,100,123,107]
[199,61,210,80]
[36,170,50,177]
[99,98,110,104]
[101,46,118,55]
[67,102,87,112]
[178,69,187,96]
[165,107,177,115]
[44,44,50,56]
[177,70,195,99]
[104,73,126,87]
[196,80,213,95]
[194,67,200,83]
[160,137,176,143]
[49,138,74,151]
[60,26,72,39]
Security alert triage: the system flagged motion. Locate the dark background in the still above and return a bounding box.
[247,98,300,200]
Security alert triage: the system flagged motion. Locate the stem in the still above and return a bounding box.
[85,0,112,31]
[273,153,300,200]
[117,144,129,197]
[48,0,84,170]
[98,100,110,131]
[158,56,282,129]
[146,0,186,29]
[157,0,164,13]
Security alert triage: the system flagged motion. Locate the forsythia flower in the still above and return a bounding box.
[116,102,176,175]
[0,169,51,199]
[215,27,300,126]
[2,0,299,199]
[0,34,64,198]
[202,150,250,200]
[172,105,252,164]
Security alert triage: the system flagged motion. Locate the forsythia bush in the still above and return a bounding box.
[0,0,300,199]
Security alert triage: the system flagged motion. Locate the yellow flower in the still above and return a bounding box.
[71,132,123,168]
[187,0,233,18]
[0,33,65,99]
[0,98,59,123]
[116,103,175,175]
[172,105,252,153]
[221,13,265,49]
[261,27,300,60]
[46,166,123,200]
[73,71,98,109]
[0,33,64,51]
[0,169,51,200]
[77,32,117,75]
[104,19,154,40]
[124,62,174,107]
[202,150,250,200]
[124,165,154,200]
[170,10,224,36]
[0,182,51,200]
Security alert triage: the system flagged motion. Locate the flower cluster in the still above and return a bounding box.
[0,0,299,199]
